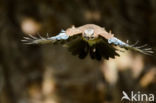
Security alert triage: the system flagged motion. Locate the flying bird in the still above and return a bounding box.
[22,24,153,60]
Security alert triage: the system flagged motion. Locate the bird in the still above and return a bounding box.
[22,24,154,60]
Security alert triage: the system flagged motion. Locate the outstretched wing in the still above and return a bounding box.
[96,28,153,55]
[22,30,71,45]
[107,37,154,55]
[22,26,83,45]
[65,26,82,36]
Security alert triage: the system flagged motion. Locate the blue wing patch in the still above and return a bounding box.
[108,37,154,55]
[108,37,128,47]
[49,30,69,40]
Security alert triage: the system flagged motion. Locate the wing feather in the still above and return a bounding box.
[22,32,69,45]
[98,30,114,39]
[65,26,82,36]
[108,37,154,55]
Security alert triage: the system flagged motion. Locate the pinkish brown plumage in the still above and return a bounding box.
[22,24,154,60]
[66,24,114,39]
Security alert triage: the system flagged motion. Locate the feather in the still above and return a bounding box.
[108,37,154,55]
[22,24,153,60]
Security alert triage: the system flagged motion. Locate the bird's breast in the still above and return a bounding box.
[82,37,101,46]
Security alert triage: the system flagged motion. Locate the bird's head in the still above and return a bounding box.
[83,29,95,40]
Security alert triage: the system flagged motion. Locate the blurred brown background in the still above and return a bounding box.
[0,0,156,103]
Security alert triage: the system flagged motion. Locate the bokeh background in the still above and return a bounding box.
[0,0,156,103]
